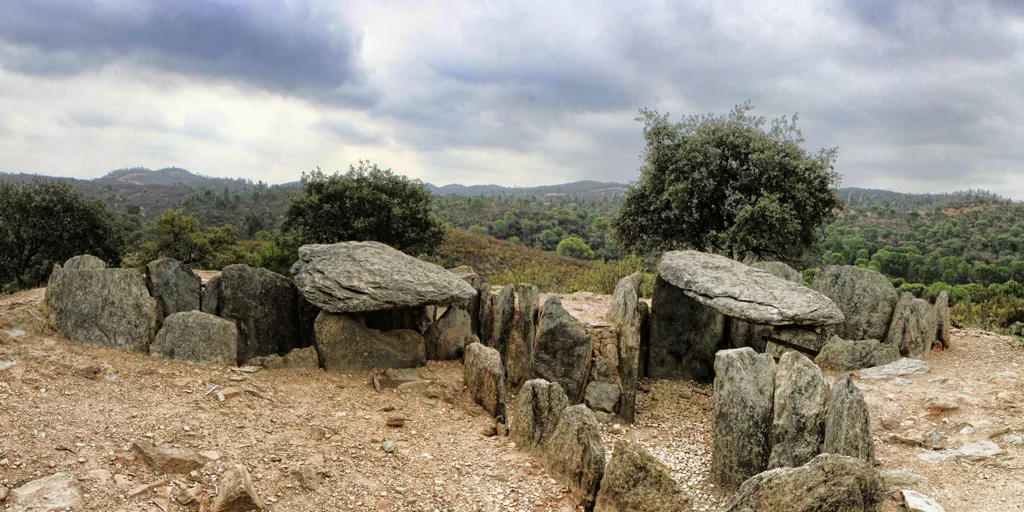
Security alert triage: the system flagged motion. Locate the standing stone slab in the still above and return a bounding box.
[594,441,691,512]
[291,241,475,313]
[544,404,605,510]
[146,258,201,325]
[649,275,725,382]
[730,261,801,352]
[510,283,540,385]
[885,292,935,359]
[814,336,900,371]
[509,379,569,453]
[492,285,516,358]
[8,472,82,512]
[934,290,951,350]
[424,305,475,360]
[823,376,875,463]
[769,352,828,469]
[811,265,899,342]
[608,273,647,423]
[448,266,484,334]
[63,254,106,270]
[479,288,495,346]
[46,268,158,353]
[219,264,301,364]
[315,312,425,373]
[150,311,238,366]
[712,348,775,491]
[724,454,883,512]
[464,342,507,422]
[532,296,592,404]
[201,274,221,315]
[657,251,844,325]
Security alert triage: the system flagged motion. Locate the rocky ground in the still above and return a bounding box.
[1,289,1022,511]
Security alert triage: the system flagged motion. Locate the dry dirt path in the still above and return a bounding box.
[1,289,1022,511]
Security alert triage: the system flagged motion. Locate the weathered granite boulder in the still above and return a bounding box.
[291,241,475,313]
[751,261,803,284]
[424,305,475,360]
[886,292,935,358]
[814,336,900,371]
[509,378,569,453]
[544,404,605,510]
[934,290,951,350]
[532,296,592,404]
[63,254,106,270]
[595,440,692,512]
[150,311,238,365]
[246,346,320,370]
[769,352,827,469]
[219,264,302,364]
[607,273,647,423]
[46,268,157,353]
[213,464,261,512]
[811,265,899,342]
[657,251,844,325]
[724,454,883,512]
[823,376,875,463]
[7,472,82,512]
[649,275,725,382]
[712,348,775,491]
[464,342,507,421]
[146,259,201,325]
[492,285,516,357]
[315,312,425,372]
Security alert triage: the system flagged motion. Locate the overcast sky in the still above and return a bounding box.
[1,1,1022,196]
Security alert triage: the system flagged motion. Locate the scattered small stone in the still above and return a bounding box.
[421,398,437,406]
[382,440,396,453]
[132,440,206,474]
[294,466,322,491]
[902,489,945,512]
[386,418,407,428]
[609,423,623,435]
[482,425,498,437]
[8,473,82,511]
[924,396,959,411]
[129,479,168,497]
[213,464,261,512]
[218,387,243,401]
[880,418,901,431]
[1002,434,1024,445]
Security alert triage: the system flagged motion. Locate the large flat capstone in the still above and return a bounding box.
[657,251,844,326]
[291,242,476,314]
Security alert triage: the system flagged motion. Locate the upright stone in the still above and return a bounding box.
[219,264,301,364]
[150,311,238,366]
[63,254,106,270]
[769,352,828,469]
[731,261,801,352]
[509,283,540,386]
[885,292,935,359]
[814,336,899,371]
[594,441,692,512]
[424,305,475,360]
[650,275,725,382]
[146,258,201,324]
[712,348,775,491]
[823,376,875,463]
[509,379,569,453]
[611,274,647,424]
[532,296,592,404]
[201,274,221,314]
[479,288,495,346]
[811,265,899,342]
[934,290,951,350]
[543,404,605,510]
[464,342,507,422]
[291,241,475,313]
[492,285,516,358]
[213,464,261,512]
[315,312,425,372]
[448,266,486,337]
[724,454,883,512]
[46,268,157,353]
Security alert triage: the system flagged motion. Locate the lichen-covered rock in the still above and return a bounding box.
[464,342,507,421]
[424,305,474,360]
[291,241,475,313]
[751,261,803,284]
[607,273,647,423]
[584,381,621,413]
[479,288,495,346]
[63,254,106,270]
[823,376,875,463]
[532,296,592,404]
[219,264,301,364]
[712,348,775,490]
[885,292,935,358]
[594,441,692,512]
[934,290,951,350]
[544,404,605,510]
[724,454,883,512]
[213,464,261,512]
[46,268,157,353]
[811,265,899,342]
[769,352,827,469]
[315,312,425,373]
[509,283,540,386]
[492,285,516,358]
[150,311,238,366]
[814,336,900,371]
[509,378,568,453]
[649,275,725,382]
[7,472,82,512]
[246,346,320,370]
[658,251,844,325]
[146,258,201,324]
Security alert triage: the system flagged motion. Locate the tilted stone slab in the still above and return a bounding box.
[657,251,844,326]
[291,241,476,314]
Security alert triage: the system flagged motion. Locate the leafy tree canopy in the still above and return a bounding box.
[556,236,596,260]
[283,161,445,255]
[614,102,843,262]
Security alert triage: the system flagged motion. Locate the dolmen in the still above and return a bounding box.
[649,250,845,381]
